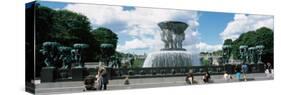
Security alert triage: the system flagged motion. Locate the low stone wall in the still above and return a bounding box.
[89,64,265,80]
[42,64,265,82]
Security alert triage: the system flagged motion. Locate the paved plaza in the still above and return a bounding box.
[35,73,273,95]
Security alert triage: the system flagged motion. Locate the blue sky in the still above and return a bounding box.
[198,12,233,44]
[38,1,273,54]
[38,1,67,9]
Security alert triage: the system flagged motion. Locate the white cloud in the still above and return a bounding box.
[117,39,148,51]
[195,42,222,52]
[220,14,273,40]
[64,4,201,54]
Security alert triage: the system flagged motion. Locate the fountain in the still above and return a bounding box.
[143,21,194,67]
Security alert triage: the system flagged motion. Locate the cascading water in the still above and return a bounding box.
[143,21,199,67]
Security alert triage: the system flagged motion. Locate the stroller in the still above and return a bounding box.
[83,75,97,91]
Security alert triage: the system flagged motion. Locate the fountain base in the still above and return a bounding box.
[160,48,186,51]
[143,51,192,67]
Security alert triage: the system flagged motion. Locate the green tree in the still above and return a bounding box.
[255,27,273,63]
[229,27,273,63]
[91,27,118,49]
[35,6,99,63]
[223,39,232,45]
[91,27,118,59]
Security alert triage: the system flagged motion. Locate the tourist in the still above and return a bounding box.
[101,69,109,90]
[185,72,194,84]
[241,63,248,81]
[234,65,241,81]
[202,72,211,83]
[265,62,273,78]
[83,75,97,91]
[223,71,231,81]
[95,69,103,90]
[124,76,130,85]
[267,62,273,73]
[241,63,248,74]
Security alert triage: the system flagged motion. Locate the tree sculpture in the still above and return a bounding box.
[40,42,60,67]
[239,45,248,63]
[58,46,72,69]
[222,45,231,64]
[100,43,114,67]
[256,45,264,64]
[158,21,188,50]
[72,43,89,68]
[248,47,257,64]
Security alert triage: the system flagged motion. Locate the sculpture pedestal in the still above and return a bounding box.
[40,67,56,82]
[72,67,85,81]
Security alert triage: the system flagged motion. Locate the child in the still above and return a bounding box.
[224,72,229,80]
[124,76,130,85]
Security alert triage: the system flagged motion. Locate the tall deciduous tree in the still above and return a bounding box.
[225,27,273,63]
[91,27,118,53]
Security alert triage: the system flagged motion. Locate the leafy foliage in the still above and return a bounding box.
[224,27,273,63]
[91,27,118,57]
[223,39,232,45]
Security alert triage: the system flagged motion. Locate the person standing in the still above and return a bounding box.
[124,75,130,85]
[267,62,272,73]
[235,64,241,81]
[241,63,248,81]
[265,62,273,78]
[185,72,194,84]
[95,69,103,90]
[101,69,109,90]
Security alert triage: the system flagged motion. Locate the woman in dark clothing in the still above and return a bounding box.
[203,72,211,83]
[101,69,109,90]
[185,72,194,84]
